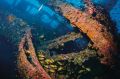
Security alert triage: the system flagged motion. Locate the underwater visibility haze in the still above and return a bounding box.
[0,0,120,79]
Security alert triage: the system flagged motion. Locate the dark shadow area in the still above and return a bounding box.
[49,40,81,55]
[49,37,89,56]
[0,35,17,79]
[104,0,119,11]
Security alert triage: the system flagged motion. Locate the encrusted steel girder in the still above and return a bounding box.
[40,32,83,50]
[17,29,51,79]
[57,3,117,65]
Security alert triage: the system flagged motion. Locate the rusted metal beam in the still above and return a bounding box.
[17,29,51,79]
[57,3,117,65]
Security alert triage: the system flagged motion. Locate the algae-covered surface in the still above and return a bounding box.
[0,0,120,79]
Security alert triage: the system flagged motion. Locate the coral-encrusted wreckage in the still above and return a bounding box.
[57,1,117,65]
[16,0,119,79]
[17,29,51,79]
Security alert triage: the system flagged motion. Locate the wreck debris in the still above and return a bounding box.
[37,49,98,64]
[52,49,97,62]
[47,32,82,49]
[83,0,116,35]
[57,3,117,65]
[17,29,51,79]
[40,32,83,50]
[36,48,103,79]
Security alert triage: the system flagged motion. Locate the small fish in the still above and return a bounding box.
[39,34,45,40]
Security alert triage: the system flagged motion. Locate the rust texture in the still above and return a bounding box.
[40,32,82,50]
[17,29,51,79]
[58,3,117,65]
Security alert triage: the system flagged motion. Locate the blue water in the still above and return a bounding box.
[0,0,120,32]
[0,0,120,79]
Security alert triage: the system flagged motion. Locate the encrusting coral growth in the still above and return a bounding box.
[36,49,101,79]
[16,0,119,79]
[40,32,83,52]
[17,29,51,79]
[56,1,117,65]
